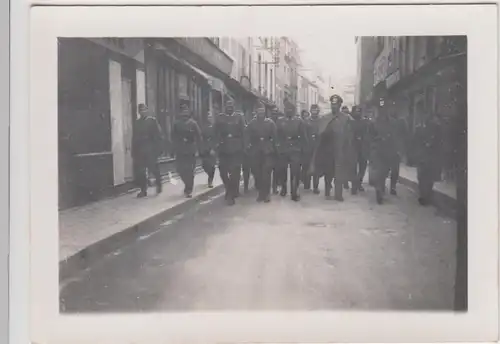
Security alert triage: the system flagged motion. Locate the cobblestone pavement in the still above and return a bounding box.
[60,181,456,312]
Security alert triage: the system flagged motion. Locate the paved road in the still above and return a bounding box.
[60,181,456,312]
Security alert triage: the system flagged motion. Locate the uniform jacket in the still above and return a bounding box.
[305,116,322,155]
[275,116,308,155]
[200,122,216,154]
[172,117,202,156]
[310,111,356,181]
[351,117,371,160]
[133,116,164,159]
[214,112,246,154]
[245,117,277,155]
[413,117,443,175]
[368,113,404,163]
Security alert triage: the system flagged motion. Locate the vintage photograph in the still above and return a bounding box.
[57,35,467,312]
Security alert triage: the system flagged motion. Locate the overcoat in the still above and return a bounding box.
[309,112,356,182]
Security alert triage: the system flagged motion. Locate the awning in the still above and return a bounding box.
[155,44,227,93]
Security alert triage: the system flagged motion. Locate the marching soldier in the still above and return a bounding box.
[269,106,281,194]
[276,100,308,201]
[414,105,443,206]
[133,103,164,198]
[309,95,356,201]
[350,105,370,193]
[172,100,202,198]
[303,104,322,193]
[240,110,252,195]
[214,97,246,206]
[200,110,217,188]
[368,97,403,204]
[245,102,277,203]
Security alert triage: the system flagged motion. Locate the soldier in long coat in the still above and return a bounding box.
[245,102,277,202]
[172,100,202,198]
[200,110,217,188]
[309,95,356,201]
[413,107,443,206]
[214,97,246,205]
[133,103,164,198]
[276,101,308,201]
[240,110,252,195]
[302,104,322,193]
[368,97,404,204]
[350,105,370,193]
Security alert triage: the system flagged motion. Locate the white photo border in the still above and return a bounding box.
[26,4,498,344]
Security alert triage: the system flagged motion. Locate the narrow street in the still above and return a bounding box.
[60,181,456,312]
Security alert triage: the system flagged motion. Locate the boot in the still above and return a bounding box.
[137,190,147,198]
[313,188,320,194]
[334,183,344,202]
[390,187,397,196]
[156,183,163,195]
[343,182,350,190]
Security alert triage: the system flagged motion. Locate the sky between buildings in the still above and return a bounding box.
[293,35,357,92]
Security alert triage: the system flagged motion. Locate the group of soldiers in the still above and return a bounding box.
[133,92,442,207]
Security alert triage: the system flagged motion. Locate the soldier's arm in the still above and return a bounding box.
[270,120,278,151]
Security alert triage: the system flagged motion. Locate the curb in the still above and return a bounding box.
[399,176,457,219]
[59,183,225,281]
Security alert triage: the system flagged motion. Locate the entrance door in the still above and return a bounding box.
[121,77,134,182]
[109,59,126,186]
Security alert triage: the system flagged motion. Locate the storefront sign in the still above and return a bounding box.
[88,38,145,63]
[175,38,233,75]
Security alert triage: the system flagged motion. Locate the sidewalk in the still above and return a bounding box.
[398,164,457,218]
[59,170,224,279]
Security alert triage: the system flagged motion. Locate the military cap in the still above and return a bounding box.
[330,94,343,105]
[179,98,190,108]
[310,104,320,110]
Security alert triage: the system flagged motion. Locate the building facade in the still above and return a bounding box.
[357,35,467,181]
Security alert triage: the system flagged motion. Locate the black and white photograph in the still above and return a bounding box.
[57,34,467,312]
[26,4,497,343]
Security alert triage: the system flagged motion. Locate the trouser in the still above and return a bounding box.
[251,151,274,200]
[324,173,343,198]
[417,162,435,201]
[354,149,368,190]
[176,154,196,194]
[301,152,313,188]
[242,158,251,191]
[373,156,400,194]
[201,151,216,184]
[219,153,243,200]
[278,152,301,197]
[271,154,280,192]
[137,154,161,194]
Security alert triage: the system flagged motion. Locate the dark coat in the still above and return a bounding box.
[310,111,356,182]
[214,112,246,155]
[245,117,277,155]
[275,116,308,155]
[172,118,202,156]
[351,117,371,160]
[133,116,164,160]
[413,117,443,180]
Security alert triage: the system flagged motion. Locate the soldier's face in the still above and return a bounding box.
[311,108,319,117]
[207,113,214,124]
[331,103,340,112]
[181,106,190,118]
[256,107,266,119]
[379,100,385,107]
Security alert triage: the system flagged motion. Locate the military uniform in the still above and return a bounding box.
[269,110,281,194]
[200,121,217,188]
[172,116,202,197]
[133,112,164,197]
[302,113,321,192]
[245,116,277,202]
[240,112,252,194]
[414,116,443,205]
[351,106,370,193]
[214,110,246,205]
[368,106,403,204]
[276,109,308,201]
[309,95,356,201]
